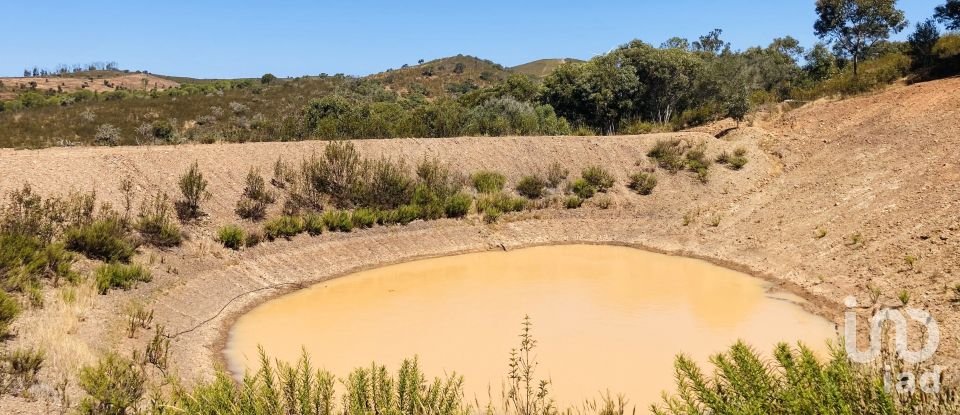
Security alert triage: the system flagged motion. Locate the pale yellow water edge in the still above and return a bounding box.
[225,244,837,409]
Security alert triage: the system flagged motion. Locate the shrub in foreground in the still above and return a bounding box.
[516,175,547,199]
[628,172,658,195]
[0,233,77,290]
[471,170,506,193]
[78,353,145,414]
[546,162,569,188]
[235,167,276,220]
[303,213,325,236]
[176,161,211,221]
[717,147,749,170]
[94,263,151,294]
[350,208,377,229]
[648,139,687,173]
[685,147,711,183]
[564,195,583,209]
[651,341,909,415]
[444,193,472,218]
[476,193,526,215]
[169,349,465,415]
[570,179,596,199]
[64,218,135,263]
[323,210,354,233]
[0,292,21,338]
[263,216,305,241]
[581,166,615,192]
[216,225,245,250]
[136,193,183,248]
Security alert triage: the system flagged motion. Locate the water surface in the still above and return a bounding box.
[226,244,835,408]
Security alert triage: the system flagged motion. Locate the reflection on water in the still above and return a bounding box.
[226,244,835,409]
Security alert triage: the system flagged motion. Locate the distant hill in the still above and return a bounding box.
[0,71,178,100]
[368,55,511,98]
[510,58,584,78]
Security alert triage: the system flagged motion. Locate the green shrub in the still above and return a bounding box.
[303,213,325,236]
[2,347,45,394]
[216,225,245,250]
[515,175,547,199]
[78,353,146,415]
[393,205,422,225]
[0,233,77,290]
[176,161,211,221]
[303,141,367,209]
[685,147,711,183]
[263,216,305,240]
[716,147,748,171]
[648,139,687,173]
[476,193,526,214]
[236,167,276,220]
[581,166,615,192]
[628,173,658,195]
[136,192,182,248]
[570,179,596,199]
[363,157,413,210]
[64,218,135,263]
[564,196,583,209]
[168,349,464,415]
[471,170,506,193]
[323,210,354,233]
[0,291,21,338]
[411,184,446,220]
[653,342,900,415]
[444,193,472,218]
[351,208,377,229]
[483,206,502,223]
[94,263,151,294]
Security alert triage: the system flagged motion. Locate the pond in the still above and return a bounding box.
[225,244,835,409]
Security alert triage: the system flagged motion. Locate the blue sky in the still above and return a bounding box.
[0,0,946,78]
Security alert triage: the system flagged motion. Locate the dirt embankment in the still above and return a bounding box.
[0,77,958,412]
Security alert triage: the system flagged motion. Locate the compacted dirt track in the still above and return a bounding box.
[1,77,959,412]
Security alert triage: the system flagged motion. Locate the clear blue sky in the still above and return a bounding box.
[0,0,946,78]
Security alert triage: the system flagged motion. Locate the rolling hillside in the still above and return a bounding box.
[510,58,583,78]
[368,54,512,98]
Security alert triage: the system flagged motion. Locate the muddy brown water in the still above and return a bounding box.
[225,244,836,409]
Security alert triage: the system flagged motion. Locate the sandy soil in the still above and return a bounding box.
[0,77,959,413]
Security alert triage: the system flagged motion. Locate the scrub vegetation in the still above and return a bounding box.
[3,2,958,148]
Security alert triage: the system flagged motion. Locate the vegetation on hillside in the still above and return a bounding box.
[2,0,958,148]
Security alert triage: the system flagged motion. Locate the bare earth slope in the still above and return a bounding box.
[1,77,959,412]
[0,73,179,100]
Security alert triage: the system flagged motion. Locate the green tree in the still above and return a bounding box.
[936,0,960,30]
[727,89,750,127]
[814,0,907,76]
[660,37,690,50]
[692,29,729,55]
[909,19,942,67]
[260,73,277,84]
[804,43,839,81]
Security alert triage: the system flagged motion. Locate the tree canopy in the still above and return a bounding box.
[814,0,907,75]
[936,0,960,30]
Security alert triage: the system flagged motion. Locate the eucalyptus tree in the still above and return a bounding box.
[814,0,907,76]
